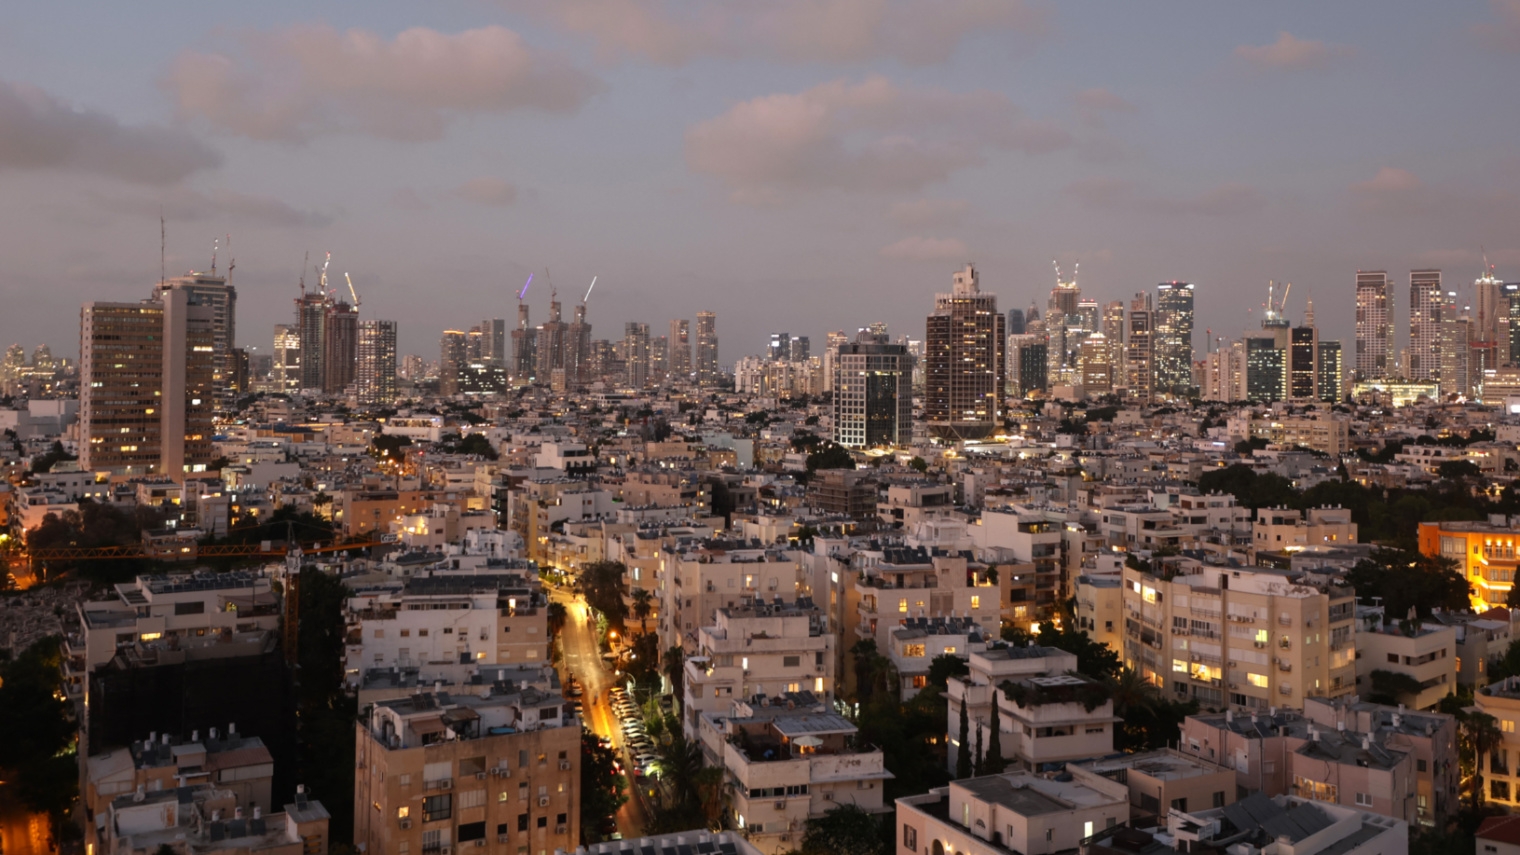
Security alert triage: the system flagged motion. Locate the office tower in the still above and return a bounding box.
[1289,325,1318,400]
[153,272,236,409]
[1507,284,1520,365]
[1007,309,1026,335]
[695,311,718,386]
[1074,299,1100,335]
[1079,333,1113,394]
[510,302,537,383]
[1124,293,1153,401]
[295,292,327,390]
[1202,340,1247,402]
[924,263,1005,439]
[1439,299,1471,398]
[1101,299,1125,365]
[439,331,467,396]
[624,322,650,388]
[667,319,691,383]
[791,336,810,362]
[1049,266,1079,317]
[1407,269,1443,381]
[1009,335,1047,397]
[80,292,213,479]
[1154,281,1195,397]
[1318,340,1343,403]
[535,293,568,380]
[821,330,849,393]
[1246,336,1286,402]
[323,299,358,393]
[273,324,301,392]
[768,332,791,361]
[356,320,397,404]
[231,347,249,397]
[832,331,913,448]
[565,304,592,390]
[479,318,507,365]
[1355,271,1393,380]
[650,334,669,381]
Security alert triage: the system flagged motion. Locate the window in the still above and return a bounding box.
[970,595,981,610]
[902,824,917,851]
[1247,673,1268,688]
[1173,659,1188,673]
[397,806,410,819]
[422,794,452,822]
[1171,798,1188,812]
[1387,653,1399,663]
[1417,759,1427,772]
[898,598,908,613]
[419,629,428,637]
[903,644,926,658]
[458,789,485,809]
[518,814,529,831]
[783,655,801,667]
[457,821,485,842]
[1354,793,1372,806]
[401,629,410,637]
[537,816,547,828]
[1213,791,1225,808]
[1504,720,1516,733]
[174,601,205,615]
[421,829,443,854]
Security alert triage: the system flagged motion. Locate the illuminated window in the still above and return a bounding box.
[1247,673,1268,688]
[1142,586,1158,604]
[397,806,410,819]
[898,598,908,613]
[970,596,981,610]
[903,644,926,658]
[1173,659,1188,673]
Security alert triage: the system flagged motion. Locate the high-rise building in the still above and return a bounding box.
[832,331,913,448]
[479,318,507,365]
[1507,284,1520,366]
[649,334,669,381]
[80,291,214,479]
[1009,335,1047,397]
[1154,281,1195,397]
[1124,293,1153,401]
[1439,297,1471,399]
[510,302,537,383]
[768,332,791,361]
[535,293,568,380]
[1049,266,1080,317]
[821,330,849,393]
[296,292,327,390]
[356,320,397,404]
[323,300,358,393]
[153,272,236,409]
[1007,309,1026,335]
[1289,325,1318,400]
[624,322,650,388]
[1475,266,1506,364]
[1318,340,1343,403]
[439,331,468,396]
[924,263,1004,439]
[791,336,810,362]
[1409,269,1443,382]
[667,319,691,383]
[1246,336,1286,402]
[1355,271,1393,380]
[1079,333,1113,394]
[565,304,592,390]
[695,311,718,386]
[1202,340,1247,402]
[273,325,300,392]
[1101,300,1125,370]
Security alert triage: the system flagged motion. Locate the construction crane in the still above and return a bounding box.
[583,276,597,304]
[344,272,361,307]
[518,272,533,302]
[319,252,331,297]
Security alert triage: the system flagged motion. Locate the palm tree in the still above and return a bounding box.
[631,588,654,633]
[1463,710,1503,810]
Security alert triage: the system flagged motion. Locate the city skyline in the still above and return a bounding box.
[1,3,1518,363]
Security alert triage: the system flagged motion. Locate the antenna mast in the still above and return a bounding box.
[160,214,166,287]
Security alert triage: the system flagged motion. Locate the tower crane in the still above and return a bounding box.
[583,276,597,304]
[345,272,361,307]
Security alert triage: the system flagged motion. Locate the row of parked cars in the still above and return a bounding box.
[610,687,661,777]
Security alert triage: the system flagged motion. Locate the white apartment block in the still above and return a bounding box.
[888,616,988,699]
[894,770,1129,855]
[1253,505,1358,556]
[1354,605,1457,710]
[682,603,834,742]
[853,546,1002,655]
[658,538,807,654]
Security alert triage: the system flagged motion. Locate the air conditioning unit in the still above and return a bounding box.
[539,796,550,807]
[440,847,453,855]
[559,760,572,771]
[399,819,411,829]
[775,800,786,809]
[475,771,487,780]
[497,835,510,844]
[474,840,486,848]
[441,779,453,790]
[555,825,568,834]
[501,768,512,778]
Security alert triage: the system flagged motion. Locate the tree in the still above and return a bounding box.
[799,804,888,855]
[579,730,627,843]
[909,456,928,474]
[806,442,855,473]
[580,560,631,628]
[1437,459,1482,479]
[370,434,413,460]
[850,639,894,702]
[293,567,358,843]
[1368,669,1424,706]
[1492,639,1520,681]
[955,701,972,779]
[972,719,984,776]
[30,439,76,473]
[662,645,685,702]
[0,636,79,835]
[631,588,654,633]
[984,698,1005,774]
[547,602,567,639]
[1196,464,1298,510]
[1344,548,1470,620]
[926,654,969,691]
[1464,711,1503,809]
[1035,623,1122,682]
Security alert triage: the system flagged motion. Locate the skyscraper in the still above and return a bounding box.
[695,311,718,386]
[821,330,849,393]
[273,324,301,392]
[356,319,397,404]
[832,331,913,448]
[1355,271,1393,380]
[1009,335,1047,397]
[768,332,791,361]
[1246,336,1286,402]
[1409,269,1443,382]
[1506,284,1520,365]
[566,303,592,390]
[1289,324,1318,400]
[624,322,650,388]
[323,299,358,393]
[1153,281,1195,397]
[924,263,1004,439]
[510,302,536,383]
[535,292,568,380]
[1473,266,1505,379]
[296,292,327,390]
[1079,333,1113,394]
[1007,309,1026,335]
[791,336,810,361]
[1124,293,1153,401]
[650,334,669,381]
[668,319,691,382]
[479,318,507,365]
[1318,340,1343,403]
[153,272,236,409]
[439,330,467,396]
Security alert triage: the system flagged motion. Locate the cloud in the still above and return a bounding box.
[686,76,1070,200]
[880,236,969,262]
[530,0,1046,66]
[0,80,219,184]
[1073,88,1134,112]
[1474,0,1520,52]
[887,198,970,228]
[454,177,519,206]
[1353,166,1422,195]
[1066,178,1265,216]
[390,187,431,212]
[95,187,332,228]
[162,24,601,141]
[1234,32,1354,71]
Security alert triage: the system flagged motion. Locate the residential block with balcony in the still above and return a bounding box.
[1353,605,1456,710]
[894,769,1128,855]
[658,539,807,655]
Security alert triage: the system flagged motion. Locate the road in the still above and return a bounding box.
[551,589,650,838]
[0,783,52,855]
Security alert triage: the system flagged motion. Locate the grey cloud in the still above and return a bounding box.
[0,80,220,184]
[685,76,1071,200]
[454,177,519,206]
[95,186,333,228]
[529,0,1046,67]
[1067,178,1265,216]
[162,24,602,141]
[1475,0,1520,52]
[887,198,970,228]
[1235,32,1355,71]
[1074,88,1134,112]
[880,236,970,262]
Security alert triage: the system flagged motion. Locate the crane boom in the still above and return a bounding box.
[345,272,360,306]
[518,273,533,301]
[584,276,597,303]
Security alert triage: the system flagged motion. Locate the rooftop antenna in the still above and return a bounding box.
[583,276,597,303]
[159,213,166,287]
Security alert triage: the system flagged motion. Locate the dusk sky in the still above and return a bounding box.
[3,1,1519,365]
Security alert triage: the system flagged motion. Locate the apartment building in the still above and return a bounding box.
[946,644,1116,774]
[696,701,891,855]
[343,572,548,689]
[354,686,579,855]
[681,602,834,741]
[1419,519,1520,610]
[976,506,1064,619]
[658,539,806,654]
[877,481,956,528]
[1073,748,1235,821]
[1229,414,1351,456]
[1074,573,1124,654]
[1425,607,1516,687]
[1253,506,1358,555]
[852,546,1002,655]
[1121,562,1357,711]
[99,784,330,855]
[887,616,988,699]
[1354,605,1457,709]
[1302,696,1459,828]
[894,770,1128,855]
[1083,792,1406,855]
[1476,676,1520,810]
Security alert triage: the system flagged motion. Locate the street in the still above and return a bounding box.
[550,589,651,838]
[0,783,52,855]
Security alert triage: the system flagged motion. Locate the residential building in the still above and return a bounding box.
[356,319,397,404]
[1418,519,1520,611]
[696,311,719,386]
[1154,281,1195,396]
[1252,506,1358,555]
[1409,269,1443,382]
[1075,574,1124,654]
[1319,339,1344,402]
[624,322,650,388]
[658,539,806,654]
[854,546,1003,655]
[153,271,237,410]
[1082,792,1408,855]
[98,784,329,855]
[273,324,301,393]
[323,300,358,393]
[1355,270,1393,381]
[887,616,988,699]
[296,291,327,390]
[84,730,275,840]
[1073,748,1235,820]
[354,686,579,855]
[439,330,468,397]
[1125,292,1154,401]
[895,770,1128,855]
[1479,815,1520,855]
[924,264,1005,440]
[681,602,833,740]
[832,331,913,448]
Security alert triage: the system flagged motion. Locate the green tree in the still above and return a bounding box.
[984,698,1005,773]
[631,587,654,633]
[909,456,928,474]
[370,433,413,460]
[579,730,627,843]
[926,654,969,690]
[1344,548,1470,620]
[1035,623,1122,682]
[1368,669,1424,706]
[1464,711,1503,809]
[972,719,984,776]
[799,804,888,855]
[1492,639,1520,681]
[806,442,856,473]
[662,645,685,702]
[955,701,972,778]
[547,602,567,639]
[580,560,631,628]
[293,567,358,843]
[1437,459,1482,479]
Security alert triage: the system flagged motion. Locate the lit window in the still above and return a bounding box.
[970,596,981,610]
[1247,673,1268,688]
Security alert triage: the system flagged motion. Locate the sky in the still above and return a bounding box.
[2,1,1519,366]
